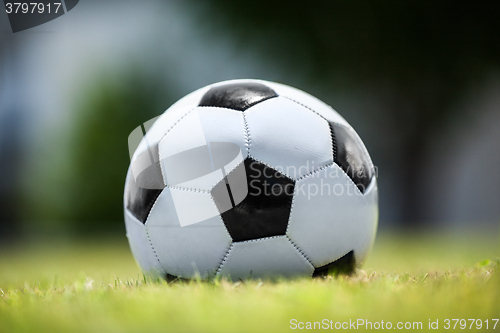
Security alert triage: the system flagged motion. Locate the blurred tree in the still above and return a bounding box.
[0,110,23,240]
[199,0,500,227]
[54,68,177,234]
[0,35,24,241]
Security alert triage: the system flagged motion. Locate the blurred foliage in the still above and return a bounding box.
[198,0,500,225]
[65,69,177,233]
[24,68,178,234]
[200,0,500,80]
[0,109,24,238]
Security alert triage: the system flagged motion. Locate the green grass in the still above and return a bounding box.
[0,232,499,332]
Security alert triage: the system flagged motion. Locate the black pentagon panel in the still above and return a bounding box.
[199,82,278,111]
[211,161,248,214]
[125,175,163,224]
[165,273,188,283]
[212,158,295,242]
[125,145,165,224]
[312,250,356,277]
[330,123,373,194]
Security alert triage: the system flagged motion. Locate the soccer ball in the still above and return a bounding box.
[124,79,378,281]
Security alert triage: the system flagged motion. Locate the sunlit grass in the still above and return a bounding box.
[0,232,498,332]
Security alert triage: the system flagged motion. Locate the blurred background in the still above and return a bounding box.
[0,0,499,242]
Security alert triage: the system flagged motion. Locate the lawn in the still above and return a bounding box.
[0,231,498,332]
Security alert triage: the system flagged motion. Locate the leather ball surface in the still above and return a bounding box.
[124,79,378,281]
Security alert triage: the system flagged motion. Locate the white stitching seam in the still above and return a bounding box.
[293,162,365,197]
[198,105,243,112]
[165,185,210,194]
[242,111,251,156]
[285,235,314,272]
[282,96,331,123]
[215,236,294,275]
[245,155,295,182]
[144,225,167,277]
[215,236,315,277]
[158,106,199,187]
[285,185,298,236]
[155,106,251,193]
[145,184,164,223]
[208,158,245,191]
[294,162,335,182]
[283,95,375,192]
[284,96,375,171]
[208,193,233,239]
[230,235,284,245]
[215,244,233,276]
